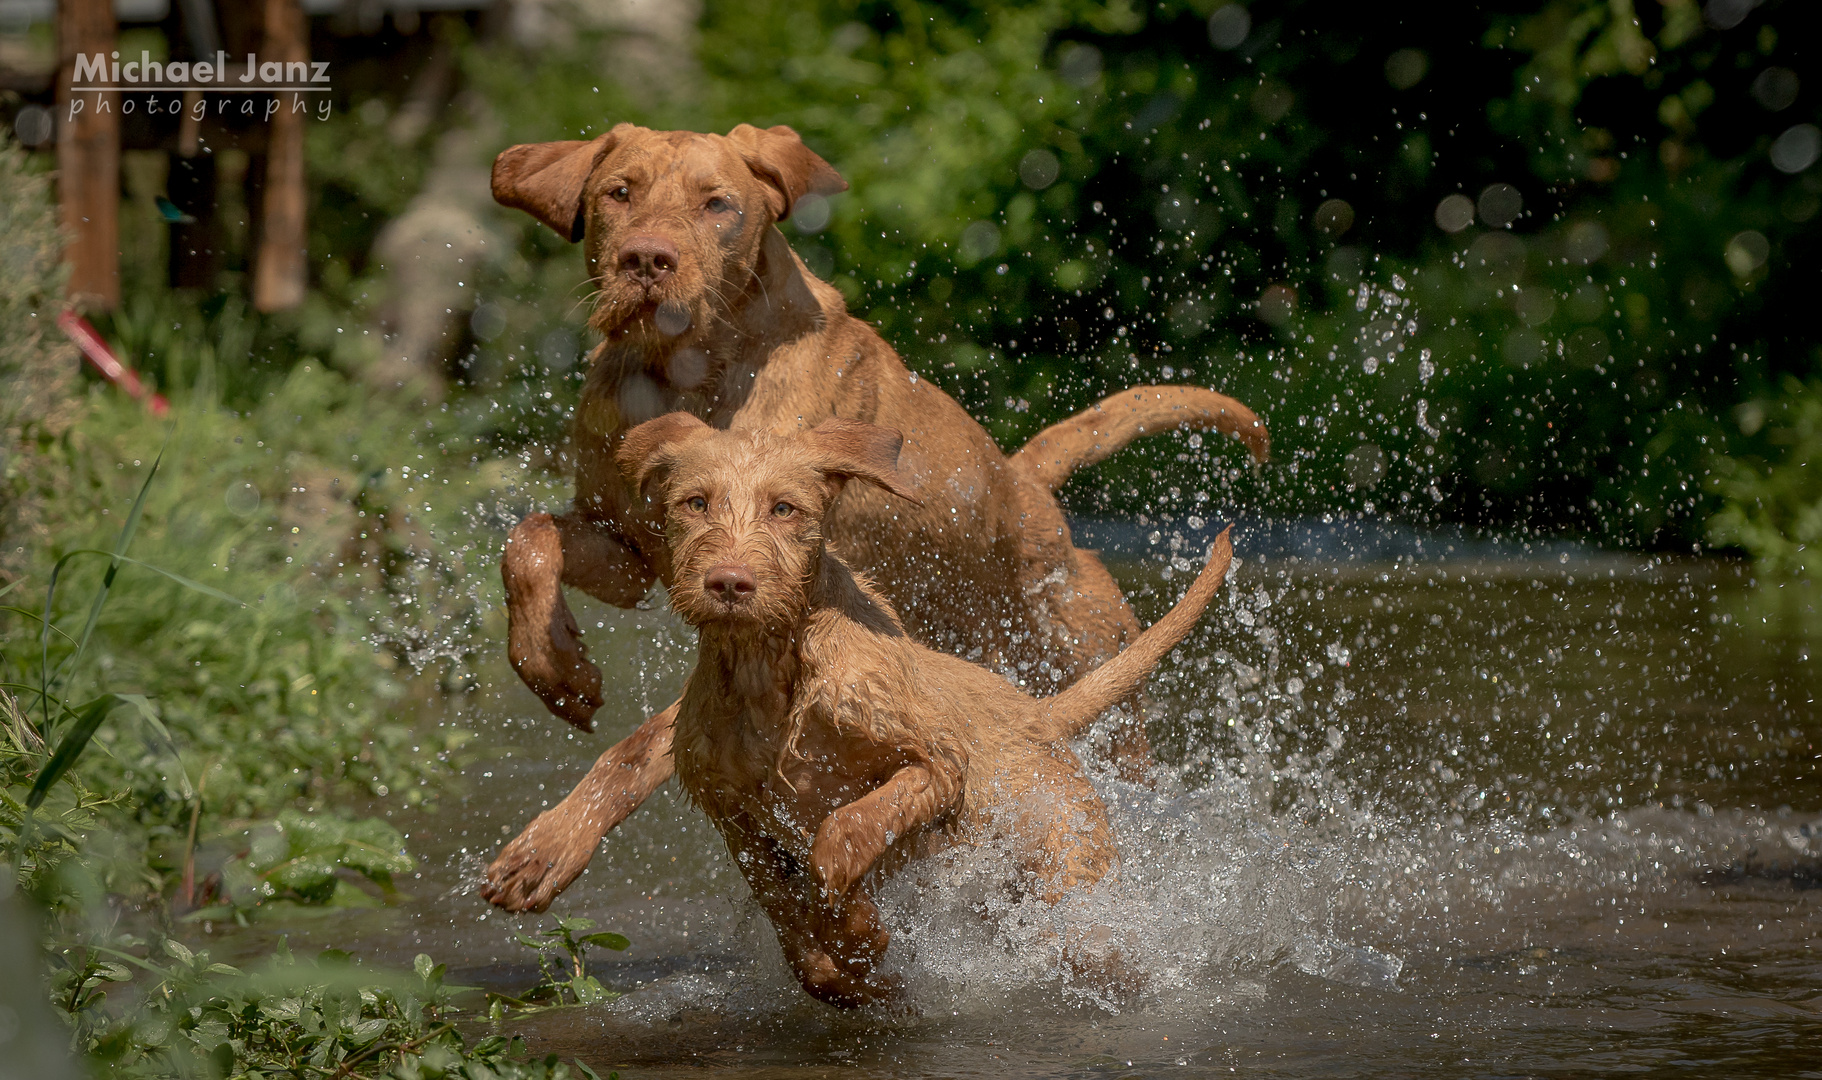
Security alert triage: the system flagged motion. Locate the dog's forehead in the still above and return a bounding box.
[669,431,823,493]
[599,130,745,186]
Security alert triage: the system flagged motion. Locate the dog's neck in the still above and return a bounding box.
[585,228,826,430]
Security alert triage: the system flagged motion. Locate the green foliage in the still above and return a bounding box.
[0,690,132,913]
[0,351,548,902]
[0,430,434,930]
[491,917,629,1016]
[1708,377,1822,578]
[192,808,415,917]
[0,81,610,1080]
[0,132,524,906]
[65,939,610,1079]
[0,138,66,395]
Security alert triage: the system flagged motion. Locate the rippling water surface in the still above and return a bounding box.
[212,544,1821,1078]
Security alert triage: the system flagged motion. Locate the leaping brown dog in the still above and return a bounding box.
[618,411,1235,1006]
[482,122,1267,913]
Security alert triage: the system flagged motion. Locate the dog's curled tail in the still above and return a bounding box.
[1037,527,1234,743]
[1010,386,1269,493]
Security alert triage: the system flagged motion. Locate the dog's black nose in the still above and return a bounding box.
[618,235,678,289]
[705,563,756,601]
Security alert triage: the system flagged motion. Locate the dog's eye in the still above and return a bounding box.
[772,501,795,518]
[705,196,731,213]
[686,496,708,512]
[610,186,630,203]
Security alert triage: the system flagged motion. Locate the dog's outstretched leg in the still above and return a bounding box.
[810,763,950,901]
[480,701,677,912]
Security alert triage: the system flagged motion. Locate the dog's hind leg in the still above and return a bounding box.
[480,700,677,912]
[1000,475,1153,773]
[998,752,1143,995]
[1000,752,1118,903]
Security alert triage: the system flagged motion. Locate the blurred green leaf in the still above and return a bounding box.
[26,695,125,811]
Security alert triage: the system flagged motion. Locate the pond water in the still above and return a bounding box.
[205,533,1821,1078]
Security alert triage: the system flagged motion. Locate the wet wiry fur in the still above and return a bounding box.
[481,121,1267,913]
[622,414,1235,1007]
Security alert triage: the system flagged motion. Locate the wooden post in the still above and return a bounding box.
[253,0,307,312]
[56,0,120,311]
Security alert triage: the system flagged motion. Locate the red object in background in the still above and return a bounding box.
[57,309,170,418]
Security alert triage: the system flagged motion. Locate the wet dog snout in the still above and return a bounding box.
[705,563,757,602]
[618,236,679,290]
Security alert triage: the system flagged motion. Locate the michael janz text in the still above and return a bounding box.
[65,50,335,122]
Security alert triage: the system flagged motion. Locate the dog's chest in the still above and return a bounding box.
[673,643,801,817]
[673,648,894,855]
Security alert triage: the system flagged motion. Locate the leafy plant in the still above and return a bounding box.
[0,122,616,1078]
[490,917,630,1015]
[1,451,235,918]
[66,936,612,1079]
[0,139,77,560]
[0,698,126,911]
[0,362,542,909]
[1708,376,1822,579]
[182,808,417,920]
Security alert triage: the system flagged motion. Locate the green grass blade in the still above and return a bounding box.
[38,448,164,728]
[36,551,76,729]
[97,553,241,605]
[26,693,122,810]
[0,577,23,600]
[0,608,80,647]
[39,551,242,607]
[0,680,63,695]
[29,543,240,732]
[60,448,165,679]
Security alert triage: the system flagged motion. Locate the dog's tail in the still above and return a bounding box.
[1036,527,1233,743]
[1010,386,1268,493]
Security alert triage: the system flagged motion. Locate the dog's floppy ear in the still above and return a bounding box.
[617,411,714,495]
[807,418,921,504]
[493,124,635,242]
[726,124,847,222]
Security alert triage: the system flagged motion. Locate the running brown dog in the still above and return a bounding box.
[482,122,1267,912]
[618,411,1235,1006]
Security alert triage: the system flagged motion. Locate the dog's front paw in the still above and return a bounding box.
[790,946,903,1009]
[807,887,891,972]
[810,820,872,902]
[479,807,597,912]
